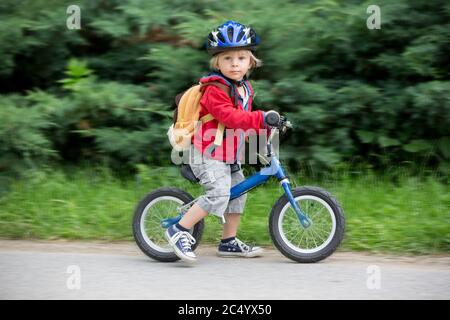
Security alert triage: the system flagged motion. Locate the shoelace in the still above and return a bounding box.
[170,231,196,251]
[232,238,250,252]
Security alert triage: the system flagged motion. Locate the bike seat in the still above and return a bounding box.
[180,162,241,183]
[180,164,199,183]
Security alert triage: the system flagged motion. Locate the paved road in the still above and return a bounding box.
[0,240,449,300]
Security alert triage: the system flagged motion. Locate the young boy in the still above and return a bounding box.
[166,21,280,262]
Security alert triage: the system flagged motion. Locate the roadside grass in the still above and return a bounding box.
[0,165,448,254]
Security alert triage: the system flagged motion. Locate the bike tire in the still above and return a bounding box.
[132,187,204,262]
[269,186,345,263]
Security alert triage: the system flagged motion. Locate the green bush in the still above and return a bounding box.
[0,0,449,176]
[0,95,56,177]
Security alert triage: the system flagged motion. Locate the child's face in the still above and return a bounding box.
[217,50,252,81]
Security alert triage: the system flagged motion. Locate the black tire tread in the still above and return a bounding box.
[132,187,204,262]
[269,186,345,263]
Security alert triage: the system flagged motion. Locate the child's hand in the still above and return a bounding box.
[265,111,292,135]
[265,110,281,127]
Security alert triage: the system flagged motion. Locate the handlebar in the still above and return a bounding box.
[279,115,292,127]
[269,116,292,131]
[267,116,292,145]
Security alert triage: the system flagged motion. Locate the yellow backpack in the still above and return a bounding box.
[167,81,232,151]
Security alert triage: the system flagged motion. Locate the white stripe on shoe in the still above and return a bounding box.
[165,229,197,262]
[217,247,264,258]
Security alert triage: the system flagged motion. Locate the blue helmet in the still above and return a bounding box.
[206,21,260,55]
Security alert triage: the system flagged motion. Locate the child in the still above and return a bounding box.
[166,21,280,262]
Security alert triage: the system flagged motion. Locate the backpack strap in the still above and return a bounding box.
[198,114,225,146]
[200,113,214,122]
[198,81,234,147]
[199,81,232,99]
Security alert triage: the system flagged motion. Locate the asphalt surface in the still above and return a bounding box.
[1,240,449,300]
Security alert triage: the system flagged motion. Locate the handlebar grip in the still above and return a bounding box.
[265,111,281,127]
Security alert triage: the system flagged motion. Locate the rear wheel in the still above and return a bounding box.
[132,187,204,262]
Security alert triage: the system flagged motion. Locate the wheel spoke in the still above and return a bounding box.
[141,197,186,250]
[279,194,336,253]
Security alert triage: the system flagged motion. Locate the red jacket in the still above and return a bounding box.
[192,74,266,163]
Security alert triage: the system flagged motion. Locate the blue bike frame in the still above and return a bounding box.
[161,151,311,229]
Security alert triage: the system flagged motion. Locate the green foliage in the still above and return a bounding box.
[0,95,56,193]
[58,59,93,91]
[1,166,448,254]
[51,60,173,169]
[0,0,449,177]
[0,0,86,92]
[142,44,208,101]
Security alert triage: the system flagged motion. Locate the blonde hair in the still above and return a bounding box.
[209,50,263,74]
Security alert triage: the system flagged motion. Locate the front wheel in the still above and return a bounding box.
[269,186,345,263]
[132,187,204,262]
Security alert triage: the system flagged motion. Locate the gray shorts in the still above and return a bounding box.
[189,146,247,218]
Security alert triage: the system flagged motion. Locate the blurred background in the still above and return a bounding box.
[0,0,448,254]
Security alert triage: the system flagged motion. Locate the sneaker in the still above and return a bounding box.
[165,225,197,262]
[217,238,264,258]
